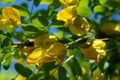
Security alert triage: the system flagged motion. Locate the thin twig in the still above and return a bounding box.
[65,36,88,48]
[12,42,23,46]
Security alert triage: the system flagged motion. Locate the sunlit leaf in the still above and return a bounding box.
[100,0,108,5]
[40,0,53,4]
[12,5,28,16]
[93,5,108,14]
[32,17,48,31]
[3,53,12,70]
[93,67,101,76]
[80,0,89,7]
[76,6,91,17]
[54,30,64,39]
[22,24,47,38]
[1,0,14,3]
[48,4,55,17]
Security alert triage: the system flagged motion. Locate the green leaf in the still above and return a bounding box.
[93,68,101,76]
[42,62,57,80]
[32,17,48,29]
[3,53,12,70]
[43,62,57,71]
[80,61,90,70]
[58,67,69,80]
[74,45,84,62]
[12,31,24,41]
[2,37,12,50]
[100,0,108,5]
[63,63,75,80]
[28,71,45,80]
[0,53,4,64]
[0,34,6,43]
[48,4,55,17]
[34,0,53,6]
[68,58,82,77]
[55,30,64,40]
[40,0,53,4]
[22,24,46,38]
[51,0,60,9]
[12,5,28,16]
[100,0,120,8]
[50,14,64,28]
[38,16,48,27]
[15,63,33,77]
[47,0,60,17]
[1,0,14,3]
[34,0,41,7]
[93,5,108,14]
[76,6,91,17]
[80,0,89,7]
[107,0,120,8]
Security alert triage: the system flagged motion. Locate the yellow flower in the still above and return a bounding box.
[26,48,46,65]
[0,15,7,29]
[56,6,77,27]
[21,46,35,55]
[101,22,120,36]
[57,6,90,36]
[15,75,25,80]
[22,34,66,68]
[2,6,21,26]
[92,39,106,50]
[81,39,106,64]
[44,42,66,65]
[69,17,90,36]
[91,74,105,80]
[0,6,21,29]
[111,76,120,80]
[59,0,79,8]
[34,34,57,48]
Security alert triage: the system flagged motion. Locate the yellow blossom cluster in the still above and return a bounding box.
[57,0,90,36]
[0,6,21,29]
[101,22,120,36]
[22,34,66,68]
[81,39,106,65]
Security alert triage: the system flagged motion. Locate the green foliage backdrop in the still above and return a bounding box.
[0,0,120,80]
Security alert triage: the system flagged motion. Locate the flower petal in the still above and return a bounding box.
[44,42,66,64]
[57,6,77,27]
[34,34,57,48]
[0,15,7,29]
[69,17,90,36]
[27,48,46,65]
[47,42,66,57]
[2,6,21,26]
